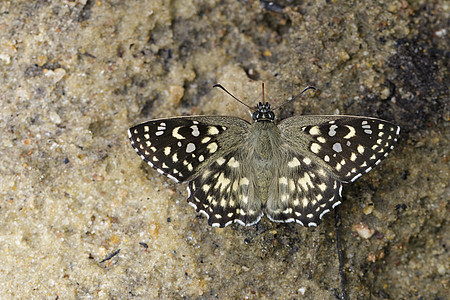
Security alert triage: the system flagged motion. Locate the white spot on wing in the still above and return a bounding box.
[191,125,200,137]
[332,143,343,153]
[186,143,196,153]
[310,143,321,154]
[207,142,218,153]
[172,126,185,139]
[167,174,179,182]
[351,173,362,182]
[317,136,326,143]
[319,209,330,219]
[201,137,211,143]
[208,126,220,135]
[288,157,301,168]
[227,157,240,168]
[235,219,246,226]
[245,212,263,226]
[357,145,365,154]
[199,210,209,219]
[332,201,342,208]
[344,125,356,139]
[328,124,338,137]
[279,177,288,185]
[309,126,321,135]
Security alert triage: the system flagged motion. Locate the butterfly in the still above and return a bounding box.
[128,84,400,228]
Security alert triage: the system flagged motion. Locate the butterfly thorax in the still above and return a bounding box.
[249,120,281,159]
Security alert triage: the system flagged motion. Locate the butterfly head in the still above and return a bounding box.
[252,102,275,122]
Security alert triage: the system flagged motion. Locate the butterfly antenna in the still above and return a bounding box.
[272,86,316,111]
[262,82,265,104]
[213,84,255,111]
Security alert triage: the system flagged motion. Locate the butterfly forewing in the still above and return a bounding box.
[128,116,250,182]
[279,115,400,183]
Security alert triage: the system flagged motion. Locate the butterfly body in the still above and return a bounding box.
[129,100,399,228]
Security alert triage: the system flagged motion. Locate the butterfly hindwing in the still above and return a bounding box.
[265,150,342,226]
[187,151,263,227]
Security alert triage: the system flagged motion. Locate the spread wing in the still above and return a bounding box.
[129,116,250,182]
[264,115,399,226]
[130,116,263,227]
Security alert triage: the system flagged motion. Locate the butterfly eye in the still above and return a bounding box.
[252,111,260,121]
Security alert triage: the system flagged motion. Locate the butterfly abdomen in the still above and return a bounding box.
[246,121,285,204]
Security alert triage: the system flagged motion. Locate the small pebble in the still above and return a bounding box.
[352,222,375,239]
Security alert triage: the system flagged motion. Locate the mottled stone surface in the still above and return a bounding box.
[0,0,448,299]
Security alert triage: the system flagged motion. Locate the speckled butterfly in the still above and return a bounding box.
[128,84,400,228]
